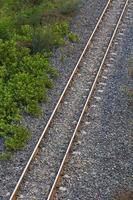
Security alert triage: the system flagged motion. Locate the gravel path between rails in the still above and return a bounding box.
[55,2,133,200]
[0,0,108,199]
[15,0,128,199]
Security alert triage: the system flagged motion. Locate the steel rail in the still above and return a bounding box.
[9,0,112,199]
[47,0,129,199]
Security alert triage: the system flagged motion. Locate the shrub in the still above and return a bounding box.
[13,25,33,42]
[0,152,12,160]
[22,0,42,5]
[0,17,12,40]
[0,0,80,159]
[68,32,79,42]
[59,0,81,15]
[15,5,45,28]
[41,11,66,25]
[0,39,58,157]
[32,28,54,53]
[32,22,69,53]
[5,126,31,150]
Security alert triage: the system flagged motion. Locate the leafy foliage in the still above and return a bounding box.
[68,32,79,42]
[0,0,80,158]
[0,17,13,40]
[0,40,58,156]
[32,22,69,53]
[59,0,81,15]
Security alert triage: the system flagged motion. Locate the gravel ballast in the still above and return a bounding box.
[55,2,133,200]
[14,0,129,199]
[0,0,109,199]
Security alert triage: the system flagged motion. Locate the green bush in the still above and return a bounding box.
[68,32,79,42]
[13,25,33,42]
[32,28,54,53]
[0,17,12,40]
[0,0,80,159]
[0,152,12,160]
[32,22,69,53]
[15,5,45,27]
[59,0,81,15]
[0,39,58,157]
[5,126,31,150]
[22,0,42,5]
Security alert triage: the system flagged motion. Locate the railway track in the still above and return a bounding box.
[9,0,129,199]
[53,3,133,199]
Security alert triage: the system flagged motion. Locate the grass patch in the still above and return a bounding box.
[0,0,81,159]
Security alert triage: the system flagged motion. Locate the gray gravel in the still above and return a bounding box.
[55,3,133,200]
[13,0,129,199]
[0,0,109,199]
